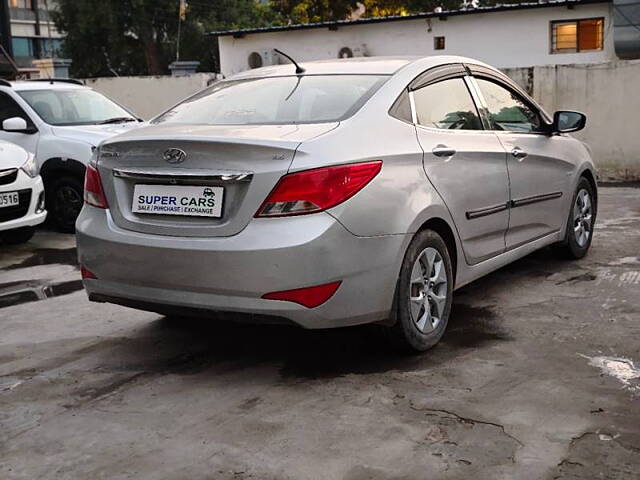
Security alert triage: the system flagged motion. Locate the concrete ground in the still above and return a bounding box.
[0,186,638,480]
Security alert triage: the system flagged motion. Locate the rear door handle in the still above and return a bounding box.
[511,147,527,159]
[432,145,456,157]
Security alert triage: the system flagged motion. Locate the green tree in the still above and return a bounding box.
[51,0,280,77]
[269,0,468,22]
[270,0,359,23]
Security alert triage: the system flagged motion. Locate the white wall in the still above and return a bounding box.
[84,73,219,120]
[219,3,614,76]
[525,60,640,181]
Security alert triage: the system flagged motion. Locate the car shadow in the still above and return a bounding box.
[91,247,573,381]
[118,298,510,381]
[108,249,568,381]
[15,246,572,381]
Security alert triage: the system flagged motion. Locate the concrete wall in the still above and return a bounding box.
[518,60,640,181]
[219,3,614,76]
[84,73,219,119]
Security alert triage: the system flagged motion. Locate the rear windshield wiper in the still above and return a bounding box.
[98,117,137,125]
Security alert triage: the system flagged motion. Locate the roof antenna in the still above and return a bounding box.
[274,49,305,74]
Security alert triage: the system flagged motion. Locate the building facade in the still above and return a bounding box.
[8,0,63,69]
[213,0,631,77]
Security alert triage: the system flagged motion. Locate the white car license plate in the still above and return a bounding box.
[0,191,19,209]
[132,185,224,218]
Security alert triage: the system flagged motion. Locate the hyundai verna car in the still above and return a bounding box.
[76,56,596,351]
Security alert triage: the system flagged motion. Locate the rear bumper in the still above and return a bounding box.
[76,207,408,329]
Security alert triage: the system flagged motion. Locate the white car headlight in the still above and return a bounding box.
[21,154,39,178]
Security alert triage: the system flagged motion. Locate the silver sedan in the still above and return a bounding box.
[76,56,597,352]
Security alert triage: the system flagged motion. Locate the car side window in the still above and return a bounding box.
[412,77,483,131]
[389,90,412,123]
[474,78,543,133]
[0,92,35,129]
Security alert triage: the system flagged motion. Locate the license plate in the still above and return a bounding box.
[0,191,19,208]
[132,185,224,218]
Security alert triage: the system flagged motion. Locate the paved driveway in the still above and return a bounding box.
[0,186,639,479]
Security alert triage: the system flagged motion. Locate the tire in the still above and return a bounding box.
[46,175,84,233]
[556,177,596,259]
[2,226,35,245]
[386,229,454,352]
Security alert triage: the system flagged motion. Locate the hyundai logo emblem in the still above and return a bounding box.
[163,148,187,164]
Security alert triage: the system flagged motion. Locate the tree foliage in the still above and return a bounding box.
[270,0,358,24]
[358,0,463,18]
[51,0,279,77]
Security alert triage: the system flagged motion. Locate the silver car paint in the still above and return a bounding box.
[98,123,338,238]
[415,124,511,265]
[77,208,406,328]
[496,132,585,248]
[76,55,596,328]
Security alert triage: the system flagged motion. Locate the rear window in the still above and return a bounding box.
[152,75,388,126]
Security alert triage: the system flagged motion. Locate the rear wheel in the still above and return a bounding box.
[47,175,84,233]
[386,229,453,352]
[2,226,35,244]
[557,177,596,259]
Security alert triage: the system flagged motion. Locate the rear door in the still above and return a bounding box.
[411,66,510,265]
[470,72,574,249]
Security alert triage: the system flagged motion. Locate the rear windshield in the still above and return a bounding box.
[152,74,388,126]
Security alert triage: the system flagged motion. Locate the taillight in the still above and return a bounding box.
[84,164,108,208]
[80,265,97,279]
[262,281,341,308]
[256,161,382,217]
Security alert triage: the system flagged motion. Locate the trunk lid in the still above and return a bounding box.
[97,123,337,237]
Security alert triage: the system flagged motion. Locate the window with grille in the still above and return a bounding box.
[551,18,604,53]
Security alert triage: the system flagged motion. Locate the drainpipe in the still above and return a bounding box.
[32,0,41,58]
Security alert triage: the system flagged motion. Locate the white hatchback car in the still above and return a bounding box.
[0,140,45,244]
[0,78,142,232]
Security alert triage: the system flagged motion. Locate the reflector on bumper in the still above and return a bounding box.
[262,281,341,308]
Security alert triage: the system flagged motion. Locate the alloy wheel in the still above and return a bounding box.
[573,188,592,248]
[409,247,448,333]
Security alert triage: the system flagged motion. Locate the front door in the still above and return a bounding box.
[472,77,574,249]
[411,75,510,265]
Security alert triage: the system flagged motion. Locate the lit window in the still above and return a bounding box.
[434,36,445,50]
[551,18,604,53]
[10,0,32,8]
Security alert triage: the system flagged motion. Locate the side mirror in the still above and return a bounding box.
[552,111,586,134]
[2,116,32,133]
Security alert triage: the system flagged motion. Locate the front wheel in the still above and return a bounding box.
[556,177,596,259]
[386,229,454,352]
[47,175,84,233]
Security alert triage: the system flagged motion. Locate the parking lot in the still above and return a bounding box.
[0,185,638,479]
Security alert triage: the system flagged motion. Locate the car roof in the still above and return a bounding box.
[228,56,420,79]
[227,55,496,80]
[7,81,88,92]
